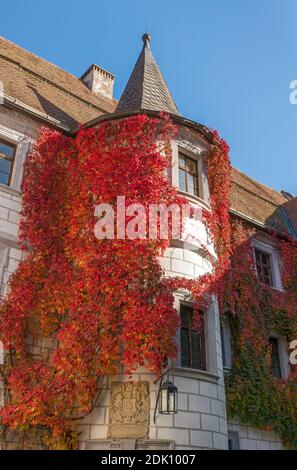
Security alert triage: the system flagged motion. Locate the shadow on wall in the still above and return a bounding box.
[28,85,78,129]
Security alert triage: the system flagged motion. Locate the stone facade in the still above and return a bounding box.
[228,420,284,450]
[75,126,229,450]
[0,106,288,451]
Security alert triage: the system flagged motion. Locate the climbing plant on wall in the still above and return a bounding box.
[224,222,297,449]
[0,115,183,446]
[0,113,296,449]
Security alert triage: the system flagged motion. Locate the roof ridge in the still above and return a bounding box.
[0,35,82,81]
[0,36,116,113]
[0,52,112,114]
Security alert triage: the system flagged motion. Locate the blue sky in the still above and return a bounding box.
[1,0,296,194]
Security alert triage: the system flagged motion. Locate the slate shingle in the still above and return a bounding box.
[116,34,179,115]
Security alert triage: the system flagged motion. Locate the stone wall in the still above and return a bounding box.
[77,238,229,450]
[0,110,287,451]
[228,419,284,450]
[0,106,41,449]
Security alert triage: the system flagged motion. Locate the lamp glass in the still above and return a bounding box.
[159,381,178,414]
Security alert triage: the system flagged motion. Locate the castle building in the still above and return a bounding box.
[0,33,296,450]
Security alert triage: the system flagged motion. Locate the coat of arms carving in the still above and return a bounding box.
[109,381,150,439]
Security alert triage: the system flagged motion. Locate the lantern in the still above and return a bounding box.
[158,380,178,414]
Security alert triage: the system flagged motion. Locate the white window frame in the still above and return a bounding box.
[0,124,32,192]
[251,239,282,291]
[171,141,210,208]
[173,294,218,377]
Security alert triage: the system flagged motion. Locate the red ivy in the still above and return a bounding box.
[3,113,296,447]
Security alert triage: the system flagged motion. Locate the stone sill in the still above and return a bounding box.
[177,190,211,212]
[173,366,219,383]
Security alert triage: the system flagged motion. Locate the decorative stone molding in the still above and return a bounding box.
[85,439,174,450]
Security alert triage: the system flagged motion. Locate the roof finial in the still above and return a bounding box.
[142,33,151,47]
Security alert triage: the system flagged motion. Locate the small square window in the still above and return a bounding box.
[180,304,205,370]
[254,248,273,287]
[0,139,16,186]
[178,153,199,197]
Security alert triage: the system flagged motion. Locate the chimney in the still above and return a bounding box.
[281,190,294,200]
[81,64,115,100]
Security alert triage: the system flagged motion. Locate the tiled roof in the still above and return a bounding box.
[0,36,116,130]
[280,197,297,239]
[0,36,294,237]
[230,167,290,234]
[116,34,179,115]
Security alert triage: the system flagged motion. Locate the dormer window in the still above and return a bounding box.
[254,248,273,287]
[0,139,16,186]
[178,153,199,197]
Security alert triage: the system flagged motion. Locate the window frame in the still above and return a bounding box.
[172,295,220,378]
[268,332,289,380]
[221,316,233,372]
[0,123,32,193]
[171,142,210,207]
[254,248,274,287]
[0,138,16,187]
[251,239,282,291]
[178,152,199,197]
[179,303,206,371]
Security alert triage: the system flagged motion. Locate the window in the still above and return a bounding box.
[180,304,205,370]
[254,248,273,286]
[269,337,282,379]
[178,153,199,197]
[0,139,16,186]
[221,317,233,370]
[228,431,240,450]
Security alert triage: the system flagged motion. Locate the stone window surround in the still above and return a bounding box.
[172,293,219,383]
[171,141,210,209]
[220,321,289,380]
[268,329,289,380]
[0,123,32,193]
[251,238,282,291]
[170,141,213,253]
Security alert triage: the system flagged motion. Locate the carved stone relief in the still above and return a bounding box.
[109,381,150,439]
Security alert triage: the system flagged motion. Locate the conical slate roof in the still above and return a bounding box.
[116,34,179,115]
